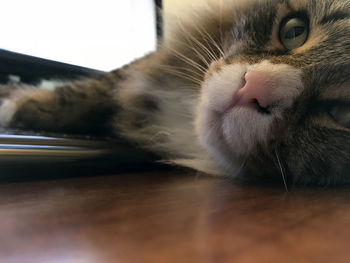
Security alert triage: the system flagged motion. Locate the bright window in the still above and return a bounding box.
[0,0,157,71]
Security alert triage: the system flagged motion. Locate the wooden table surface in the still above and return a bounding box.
[1,170,350,263]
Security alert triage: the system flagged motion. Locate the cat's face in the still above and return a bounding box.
[195,0,350,184]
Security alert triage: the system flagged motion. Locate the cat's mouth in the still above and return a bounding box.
[225,97,272,116]
[253,99,271,114]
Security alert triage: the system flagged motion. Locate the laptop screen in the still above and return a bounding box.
[0,0,157,72]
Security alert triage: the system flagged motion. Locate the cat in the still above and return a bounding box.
[0,0,349,185]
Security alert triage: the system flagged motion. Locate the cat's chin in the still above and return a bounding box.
[221,106,273,155]
[196,100,274,173]
[196,94,273,174]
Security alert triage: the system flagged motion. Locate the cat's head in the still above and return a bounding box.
[194,0,350,185]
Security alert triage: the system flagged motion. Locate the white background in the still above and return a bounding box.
[0,0,157,71]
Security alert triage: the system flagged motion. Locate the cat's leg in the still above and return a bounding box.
[0,75,119,135]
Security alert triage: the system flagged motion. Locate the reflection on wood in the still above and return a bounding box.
[0,171,349,262]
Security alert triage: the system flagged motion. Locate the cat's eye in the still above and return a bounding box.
[279,15,309,50]
[329,104,350,129]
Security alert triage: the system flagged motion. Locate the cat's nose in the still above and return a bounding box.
[234,71,274,110]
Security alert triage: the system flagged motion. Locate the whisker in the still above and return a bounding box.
[219,0,224,50]
[275,148,289,192]
[189,34,218,63]
[176,21,218,64]
[183,42,212,69]
[162,44,208,73]
[168,39,212,71]
[191,25,219,60]
[161,64,204,79]
[194,22,225,58]
[160,67,203,85]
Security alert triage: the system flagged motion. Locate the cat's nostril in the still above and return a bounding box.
[241,71,247,86]
[253,99,271,114]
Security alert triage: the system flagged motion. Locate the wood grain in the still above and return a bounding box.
[0,171,350,263]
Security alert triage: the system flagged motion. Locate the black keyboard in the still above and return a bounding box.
[0,129,159,180]
[0,128,110,162]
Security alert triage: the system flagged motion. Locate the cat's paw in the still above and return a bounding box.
[0,98,18,127]
[0,88,53,129]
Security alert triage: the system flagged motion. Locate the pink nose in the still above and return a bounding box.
[234,71,273,109]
